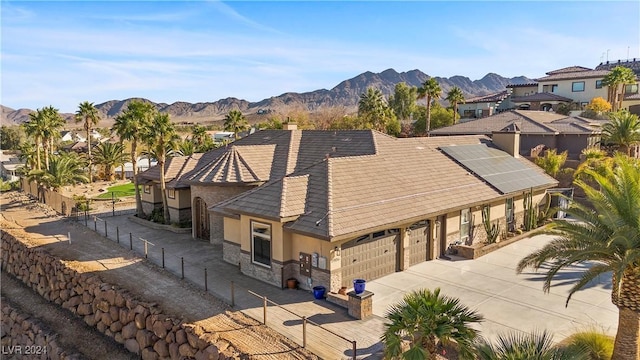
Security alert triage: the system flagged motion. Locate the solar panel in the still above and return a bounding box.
[440,144,553,194]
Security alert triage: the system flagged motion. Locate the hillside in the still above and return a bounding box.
[1,69,531,125]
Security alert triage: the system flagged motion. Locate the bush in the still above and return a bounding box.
[149,208,165,224]
[559,329,614,360]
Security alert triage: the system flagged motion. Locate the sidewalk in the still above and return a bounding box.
[76,213,387,359]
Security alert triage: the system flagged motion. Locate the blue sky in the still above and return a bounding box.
[2,1,639,113]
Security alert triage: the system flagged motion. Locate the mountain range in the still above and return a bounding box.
[1,69,531,126]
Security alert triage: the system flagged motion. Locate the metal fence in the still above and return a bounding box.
[74,213,360,359]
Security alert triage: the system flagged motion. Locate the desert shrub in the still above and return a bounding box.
[560,329,614,360]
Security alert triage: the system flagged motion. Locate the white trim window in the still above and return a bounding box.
[460,208,471,243]
[572,81,585,92]
[144,185,151,194]
[251,221,271,267]
[167,189,175,199]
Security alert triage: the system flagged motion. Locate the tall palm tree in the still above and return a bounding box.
[601,110,640,156]
[475,331,584,360]
[144,112,178,224]
[191,124,208,148]
[517,155,640,360]
[75,101,101,183]
[23,110,46,170]
[382,288,483,359]
[223,110,249,139]
[23,106,65,171]
[93,142,128,181]
[113,100,156,218]
[417,78,442,135]
[446,86,465,124]
[602,66,636,111]
[358,87,397,133]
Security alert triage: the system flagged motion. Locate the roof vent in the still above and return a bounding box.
[341,137,352,142]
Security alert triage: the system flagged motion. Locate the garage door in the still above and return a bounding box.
[341,231,399,288]
[409,221,430,266]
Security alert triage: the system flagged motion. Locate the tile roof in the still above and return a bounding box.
[536,69,610,82]
[429,110,601,136]
[506,82,538,88]
[510,92,573,103]
[545,66,592,75]
[139,154,203,189]
[215,132,557,240]
[465,91,509,104]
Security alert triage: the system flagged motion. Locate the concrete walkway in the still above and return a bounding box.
[80,214,617,358]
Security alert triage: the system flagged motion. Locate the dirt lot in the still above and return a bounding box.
[0,191,317,359]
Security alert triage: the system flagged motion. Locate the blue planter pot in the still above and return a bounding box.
[353,279,366,294]
[313,286,326,299]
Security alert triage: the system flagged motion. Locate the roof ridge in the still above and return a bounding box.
[235,147,261,182]
[514,110,560,133]
[326,158,334,238]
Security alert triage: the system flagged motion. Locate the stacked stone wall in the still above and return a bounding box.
[1,229,230,360]
[1,300,80,360]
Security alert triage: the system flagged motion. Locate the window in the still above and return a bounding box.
[167,189,175,199]
[595,80,603,89]
[625,84,639,94]
[460,208,471,243]
[251,221,271,267]
[144,185,151,194]
[506,198,515,228]
[572,82,585,92]
[552,85,558,93]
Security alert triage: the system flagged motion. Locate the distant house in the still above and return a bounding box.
[458,90,510,119]
[143,126,557,291]
[0,150,24,182]
[429,110,603,160]
[115,158,157,180]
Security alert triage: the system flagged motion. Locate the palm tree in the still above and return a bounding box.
[601,110,640,156]
[534,149,568,179]
[113,100,156,218]
[191,124,208,147]
[75,101,101,183]
[223,110,249,139]
[475,331,584,360]
[23,111,46,170]
[93,142,128,181]
[358,87,398,133]
[517,155,640,360]
[602,66,636,111]
[144,112,178,224]
[417,78,442,135]
[23,106,65,171]
[40,153,89,190]
[382,288,483,359]
[446,86,465,124]
[176,139,195,156]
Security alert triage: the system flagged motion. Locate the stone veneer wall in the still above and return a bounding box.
[190,185,251,244]
[1,300,81,360]
[1,228,232,360]
[239,251,283,288]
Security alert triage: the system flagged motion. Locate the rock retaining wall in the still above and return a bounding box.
[1,228,228,360]
[1,299,81,360]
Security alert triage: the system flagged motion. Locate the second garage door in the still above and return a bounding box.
[341,231,399,288]
[409,221,431,266]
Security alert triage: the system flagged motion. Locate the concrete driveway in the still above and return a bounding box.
[367,234,618,342]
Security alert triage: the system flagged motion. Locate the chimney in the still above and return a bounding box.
[283,117,297,131]
[492,123,521,158]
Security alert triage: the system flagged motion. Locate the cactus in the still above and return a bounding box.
[482,206,500,244]
[523,189,538,231]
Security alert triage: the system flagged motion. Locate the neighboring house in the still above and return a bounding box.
[458,90,510,119]
[429,110,603,160]
[0,150,24,182]
[62,141,88,153]
[499,62,640,113]
[169,127,556,291]
[60,131,74,142]
[139,154,202,222]
[115,158,158,179]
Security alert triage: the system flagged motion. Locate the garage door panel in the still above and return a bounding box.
[409,222,430,266]
[341,234,398,288]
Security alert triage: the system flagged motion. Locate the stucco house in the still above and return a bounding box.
[458,90,510,119]
[139,154,202,223]
[430,110,603,160]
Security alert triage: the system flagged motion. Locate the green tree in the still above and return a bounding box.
[190,124,208,148]
[0,125,25,150]
[40,153,89,190]
[143,112,178,224]
[475,331,583,360]
[413,103,454,134]
[93,142,128,181]
[75,101,101,183]
[358,88,400,135]
[517,155,640,360]
[574,148,613,184]
[445,86,465,124]
[176,139,195,156]
[601,110,640,156]
[388,82,417,123]
[534,149,568,178]
[602,66,636,111]
[417,78,442,135]
[223,110,249,139]
[382,288,483,359]
[113,101,156,218]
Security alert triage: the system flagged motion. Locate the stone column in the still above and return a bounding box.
[347,291,374,319]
